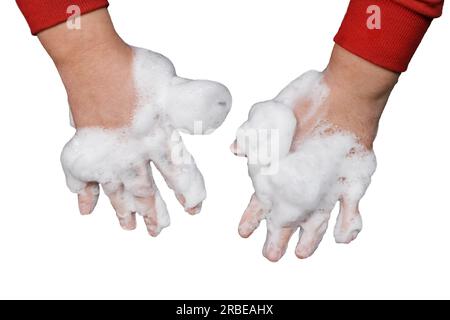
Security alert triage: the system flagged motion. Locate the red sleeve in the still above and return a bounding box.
[17,0,109,35]
[334,0,445,72]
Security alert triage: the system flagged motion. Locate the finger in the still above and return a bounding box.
[131,164,170,237]
[77,182,100,215]
[136,193,158,237]
[117,212,137,231]
[152,137,206,213]
[187,203,202,215]
[166,78,232,134]
[123,163,164,236]
[238,194,265,238]
[230,140,238,155]
[122,163,154,198]
[230,139,245,157]
[334,197,362,244]
[263,222,296,262]
[62,170,98,215]
[103,183,136,231]
[176,194,202,216]
[295,210,331,259]
[137,189,170,237]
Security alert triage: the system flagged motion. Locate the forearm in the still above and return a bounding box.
[37,9,134,129]
[38,9,128,68]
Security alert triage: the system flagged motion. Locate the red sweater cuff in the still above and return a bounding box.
[334,0,435,73]
[17,0,109,35]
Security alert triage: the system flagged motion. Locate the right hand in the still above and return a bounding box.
[232,45,397,261]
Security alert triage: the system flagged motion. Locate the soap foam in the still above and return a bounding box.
[61,47,232,234]
[234,71,377,258]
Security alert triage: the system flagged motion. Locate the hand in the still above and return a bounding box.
[232,45,398,261]
[40,9,231,235]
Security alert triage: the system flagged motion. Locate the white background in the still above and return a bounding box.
[0,0,449,300]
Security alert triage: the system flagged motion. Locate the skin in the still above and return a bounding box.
[239,45,400,262]
[293,45,399,150]
[39,9,199,232]
[39,8,398,247]
[38,9,135,129]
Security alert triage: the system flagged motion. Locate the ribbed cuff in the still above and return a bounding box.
[17,0,110,35]
[334,0,432,73]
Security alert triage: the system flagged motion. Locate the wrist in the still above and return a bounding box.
[321,45,399,148]
[324,45,399,104]
[37,9,135,129]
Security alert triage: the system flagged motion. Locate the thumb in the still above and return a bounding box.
[165,77,232,134]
